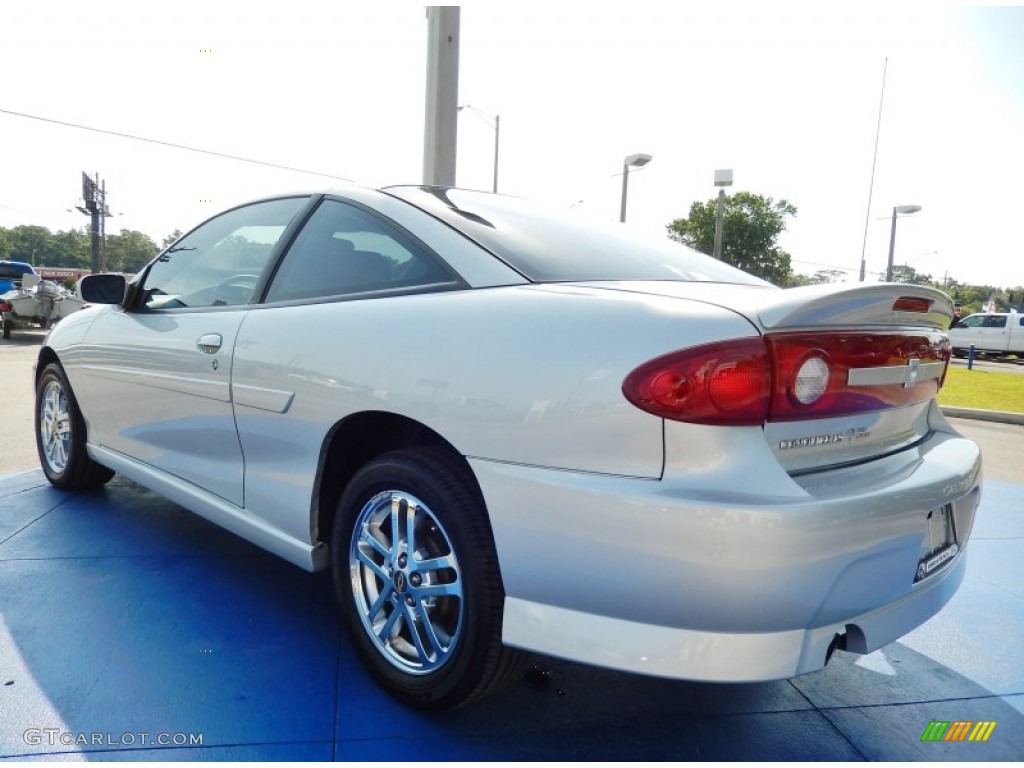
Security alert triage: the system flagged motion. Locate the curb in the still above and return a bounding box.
[941,406,1024,426]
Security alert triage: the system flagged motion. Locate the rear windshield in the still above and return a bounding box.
[385,187,769,286]
[0,263,33,279]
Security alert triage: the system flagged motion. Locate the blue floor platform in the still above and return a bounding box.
[1,471,1022,761]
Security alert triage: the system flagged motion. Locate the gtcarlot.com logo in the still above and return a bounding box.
[23,729,203,748]
[921,720,996,743]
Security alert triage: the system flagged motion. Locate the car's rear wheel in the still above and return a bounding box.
[333,448,527,710]
[2,319,11,339]
[35,363,115,490]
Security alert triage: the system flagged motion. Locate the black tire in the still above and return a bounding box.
[333,448,527,710]
[2,319,11,339]
[35,362,115,490]
[951,348,967,359]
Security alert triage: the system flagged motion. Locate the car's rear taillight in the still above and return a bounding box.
[0,301,10,312]
[622,339,770,425]
[766,332,949,421]
[623,331,949,425]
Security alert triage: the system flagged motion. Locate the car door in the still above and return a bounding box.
[956,313,1009,352]
[229,196,464,541]
[951,314,987,349]
[76,196,312,506]
[980,314,1010,351]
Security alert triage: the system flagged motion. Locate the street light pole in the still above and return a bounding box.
[619,152,652,222]
[492,114,500,193]
[885,204,922,282]
[712,169,733,260]
[458,105,499,193]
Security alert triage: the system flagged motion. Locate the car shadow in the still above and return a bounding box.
[0,476,1021,760]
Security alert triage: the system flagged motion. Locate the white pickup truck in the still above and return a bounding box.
[948,312,1024,357]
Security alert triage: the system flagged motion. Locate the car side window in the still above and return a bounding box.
[140,197,308,310]
[981,315,1007,328]
[959,315,984,328]
[264,199,456,302]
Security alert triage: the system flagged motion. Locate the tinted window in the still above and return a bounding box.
[0,263,32,279]
[265,198,456,302]
[982,315,1007,328]
[140,197,307,309]
[384,187,769,286]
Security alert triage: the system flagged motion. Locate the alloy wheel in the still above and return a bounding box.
[349,490,464,674]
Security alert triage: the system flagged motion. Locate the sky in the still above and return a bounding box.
[1,1,1022,288]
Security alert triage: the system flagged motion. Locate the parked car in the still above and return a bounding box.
[0,260,35,294]
[34,186,981,709]
[948,311,1024,357]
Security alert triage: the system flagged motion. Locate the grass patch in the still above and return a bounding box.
[938,366,1024,413]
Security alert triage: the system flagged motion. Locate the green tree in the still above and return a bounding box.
[104,229,159,273]
[887,265,935,286]
[810,269,847,284]
[7,225,53,265]
[162,229,184,249]
[50,229,90,268]
[667,191,797,285]
[781,272,816,287]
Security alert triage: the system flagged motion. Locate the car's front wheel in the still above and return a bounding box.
[35,363,115,490]
[333,448,526,710]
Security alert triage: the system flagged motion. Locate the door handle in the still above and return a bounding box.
[197,333,223,354]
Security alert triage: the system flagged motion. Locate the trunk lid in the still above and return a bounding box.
[582,280,954,473]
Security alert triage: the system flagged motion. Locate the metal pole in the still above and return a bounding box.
[856,57,888,284]
[99,177,107,272]
[885,207,898,282]
[90,173,101,274]
[713,188,726,260]
[859,58,888,282]
[492,115,500,193]
[619,164,629,222]
[422,7,460,186]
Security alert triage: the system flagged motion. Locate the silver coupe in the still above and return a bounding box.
[34,186,981,709]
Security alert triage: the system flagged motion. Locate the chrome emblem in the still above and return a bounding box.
[904,358,921,388]
[779,427,868,451]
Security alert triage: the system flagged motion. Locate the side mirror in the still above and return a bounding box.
[79,274,127,305]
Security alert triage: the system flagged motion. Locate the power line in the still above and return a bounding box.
[0,107,353,182]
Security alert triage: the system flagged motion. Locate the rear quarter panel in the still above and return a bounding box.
[230,284,759,542]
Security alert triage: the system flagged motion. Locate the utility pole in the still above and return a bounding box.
[76,172,108,273]
[858,58,888,282]
[423,6,460,186]
[712,169,733,260]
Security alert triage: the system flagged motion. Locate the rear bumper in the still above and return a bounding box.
[502,554,965,681]
[472,410,981,681]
